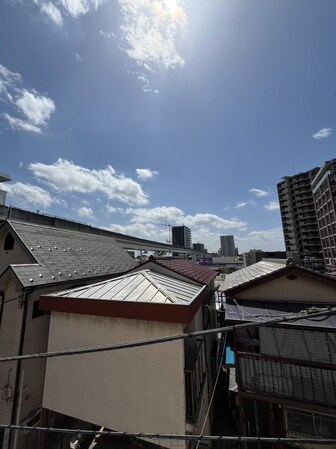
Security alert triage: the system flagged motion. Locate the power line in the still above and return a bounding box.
[195,331,227,449]
[0,306,334,362]
[0,424,335,444]
[0,306,334,363]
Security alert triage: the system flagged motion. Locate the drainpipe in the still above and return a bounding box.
[7,288,31,449]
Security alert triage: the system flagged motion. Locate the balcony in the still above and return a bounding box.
[237,353,336,407]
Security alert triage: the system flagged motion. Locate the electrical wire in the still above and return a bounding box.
[1,295,22,305]
[0,424,335,444]
[195,331,227,449]
[0,306,334,363]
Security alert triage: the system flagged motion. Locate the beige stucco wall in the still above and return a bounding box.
[43,312,186,449]
[236,274,336,302]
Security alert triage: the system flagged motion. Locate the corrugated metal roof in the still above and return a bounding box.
[6,221,136,287]
[225,298,336,328]
[47,269,204,305]
[222,260,286,292]
[153,257,217,285]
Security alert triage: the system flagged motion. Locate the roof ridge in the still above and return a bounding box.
[141,270,178,304]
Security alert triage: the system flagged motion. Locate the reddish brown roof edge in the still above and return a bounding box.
[134,256,217,285]
[39,287,210,324]
[225,264,336,296]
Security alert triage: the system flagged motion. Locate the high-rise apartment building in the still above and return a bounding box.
[277,168,324,269]
[172,225,192,248]
[311,159,336,271]
[220,235,235,257]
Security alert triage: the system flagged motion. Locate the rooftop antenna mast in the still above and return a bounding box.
[161,222,172,245]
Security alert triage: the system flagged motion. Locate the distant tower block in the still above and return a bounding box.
[0,172,11,205]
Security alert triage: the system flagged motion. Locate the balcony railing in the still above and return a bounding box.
[238,353,336,407]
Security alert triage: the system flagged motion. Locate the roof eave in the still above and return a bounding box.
[40,284,210,324]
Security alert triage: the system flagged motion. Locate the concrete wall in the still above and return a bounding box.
[43,313,186,449]
[235,274,336,302]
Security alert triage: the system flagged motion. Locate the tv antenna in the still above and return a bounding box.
[161,222,172,245]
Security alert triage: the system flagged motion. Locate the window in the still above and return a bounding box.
[3,233,14,251]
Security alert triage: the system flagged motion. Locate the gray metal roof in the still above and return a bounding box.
[7,221,136,287]
[226,298,336,329]
[46,269,205,305]
[222,260,287,292]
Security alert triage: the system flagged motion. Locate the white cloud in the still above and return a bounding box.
[249,188,271,197]
[122,207,247,232]
[60,0,103,17]
[35,0,103,25]
[40,2,63,26]
[29,159,149,206]
[136,168,159,180]
[16,89,56,126]
[2,114,42,134]
[106,207,247,252]
[265,201,280,211]
[4,182,55,208]
[0,64,55,133]
[234,199,256,209]
[235,228,285,253]
[107,222,167,241]
[76,206,94,218]
[99,30,116,39]
[184,213,247,231]
[0,64,22,95]
[126,206,184,223]
[312,128,333,140]
[119,0,187,72]
[75,53,83,62]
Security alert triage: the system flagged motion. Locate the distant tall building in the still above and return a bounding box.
[172,225,191,248]
[193,242,206,253]
[277,168,324,269]
[311,159,336,271]
[220,235,235,257]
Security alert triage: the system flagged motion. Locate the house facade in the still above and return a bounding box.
[0,220,137,449]
[39,263,218,449]
[221,261,336,448]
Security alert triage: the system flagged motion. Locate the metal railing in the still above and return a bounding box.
[238,352,336,407]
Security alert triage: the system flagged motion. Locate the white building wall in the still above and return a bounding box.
[43,312,186,449]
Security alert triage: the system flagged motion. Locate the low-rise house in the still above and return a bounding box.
[39,262,218,449]
[221,260,336,448]
[0,220,136,449]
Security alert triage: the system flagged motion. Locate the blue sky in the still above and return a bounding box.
[1,0,336,253]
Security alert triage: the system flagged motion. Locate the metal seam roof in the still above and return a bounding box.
[45,269,204,305]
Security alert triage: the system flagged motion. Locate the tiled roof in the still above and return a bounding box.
[7,221,136,287]
[152,257,217,285]
[44,269,204,305]
[222,260,287,292]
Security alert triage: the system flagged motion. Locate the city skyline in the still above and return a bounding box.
[1,1,336,253]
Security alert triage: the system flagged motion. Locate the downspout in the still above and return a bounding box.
[8,287,31,449]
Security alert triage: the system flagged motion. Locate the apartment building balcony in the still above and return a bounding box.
[237,352,336,409]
